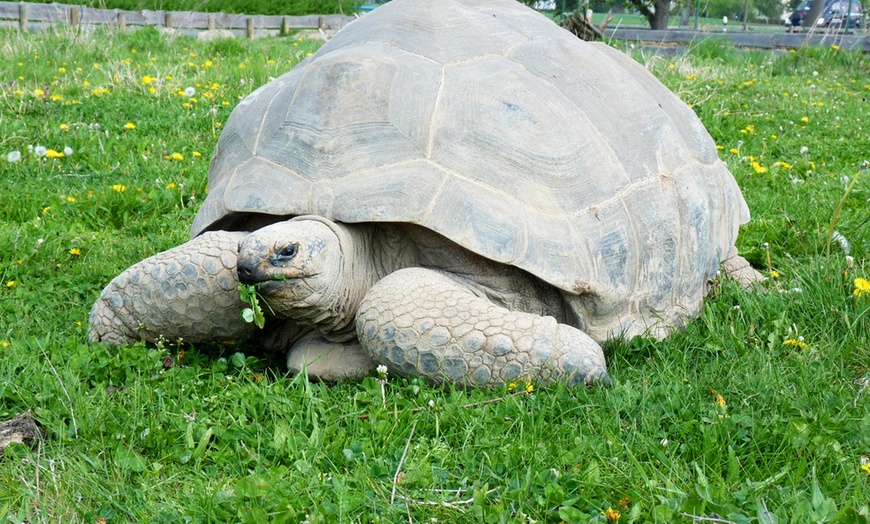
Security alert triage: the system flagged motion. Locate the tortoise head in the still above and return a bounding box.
[237,217,350,329]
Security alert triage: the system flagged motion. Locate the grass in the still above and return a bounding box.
[1,24,869,523]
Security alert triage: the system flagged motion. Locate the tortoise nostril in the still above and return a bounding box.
[237,264,256,284]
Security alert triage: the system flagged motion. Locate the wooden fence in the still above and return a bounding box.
[0,1,356,38]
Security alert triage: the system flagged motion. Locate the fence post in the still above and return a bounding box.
[19,2,28,33]
[318,15,325,29]
[246,17,254,39]
[117,10,126,32]
[164,12,172,29]
[207,14,215,30]
[281,16,289,35]
[69,7,80,28]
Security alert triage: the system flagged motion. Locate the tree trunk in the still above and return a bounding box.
[804,0,827,28]
[628,0,671,29]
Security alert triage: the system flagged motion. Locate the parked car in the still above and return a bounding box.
[820,0,863,28]
[787,0,864,28]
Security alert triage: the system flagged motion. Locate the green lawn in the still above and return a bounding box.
[1,26,869,523]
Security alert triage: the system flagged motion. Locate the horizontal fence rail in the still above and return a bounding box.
[1,1,867,50]
[0,1,355,37]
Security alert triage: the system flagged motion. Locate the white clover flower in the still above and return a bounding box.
[34,145,47,157]
[63,146,73,156]
[812,70,819,76]
[27,144,33,153]
[7,151,21,162]
[184,86,196,97]
[831,231,850,255]
[376,364,388,377]
[846,255,855,267]
[660,438,669,448]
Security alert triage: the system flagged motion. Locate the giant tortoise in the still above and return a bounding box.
[89,0,761,387]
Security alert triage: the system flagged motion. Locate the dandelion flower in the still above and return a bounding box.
[124,122,136,130]
[6,151,21,162]
[45,149,64,159]
[59,123,70,130]
[112,184,127,192]
[184,86,196,97]
[801,117,809,123]
[729,148,739,155]
[715,394,726,407]
[165,152,184,161]
[64,147,73,156]
[192,151,202,158]
[862,463,870,475]
[854,278,870,297]
[6,281,15,288]
[34,89,44,97]
[784,337,809,349]
[69,248,81,256]
[0,341,7,348]
[603,507,621,523]
[166,182,177,189]
[66,196,76,203]
[770,270,781,278]
[34,146,47,157]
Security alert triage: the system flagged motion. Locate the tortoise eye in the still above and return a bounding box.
[276,244,298,260]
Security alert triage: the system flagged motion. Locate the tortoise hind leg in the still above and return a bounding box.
[721,247,765,288]
[356,268,610,388]
[89,231,254,346]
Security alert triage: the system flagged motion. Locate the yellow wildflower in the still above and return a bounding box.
[831,45,840,50]
[508,380,517,392]
[751,161,768,174]
[716,145,724,150]
[862,463,870,475]
[730,148,739,155]
[42,206,51,214]
[604,507,621,522]
[59,123,70,130]
[239,63,247,69]
[34,89,45,97]
[716,394,726,408]
[69,248,81,256]
[6,281,15,288]
[854,278,870,297]
[770,270,781,278]
[66,196,75,203]
[112,184,126,192]
[166,182,177,189]
[192,151,202,158]
[91,87,109,96]
[45,149,65,159]
[525,381,534,394]
[124,122,136,130]
[0,341,8,348]
[784,338,808,349]
[166,152,184,161]
[801,117,809,123]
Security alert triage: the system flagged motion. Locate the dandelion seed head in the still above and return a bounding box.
[6,151,21,162]
[34,145,47,157]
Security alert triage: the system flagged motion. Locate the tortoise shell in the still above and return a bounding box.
[192,0,749,339]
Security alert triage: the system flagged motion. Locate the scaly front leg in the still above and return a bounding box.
[356,268,610,388]
[89,231,254,346]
